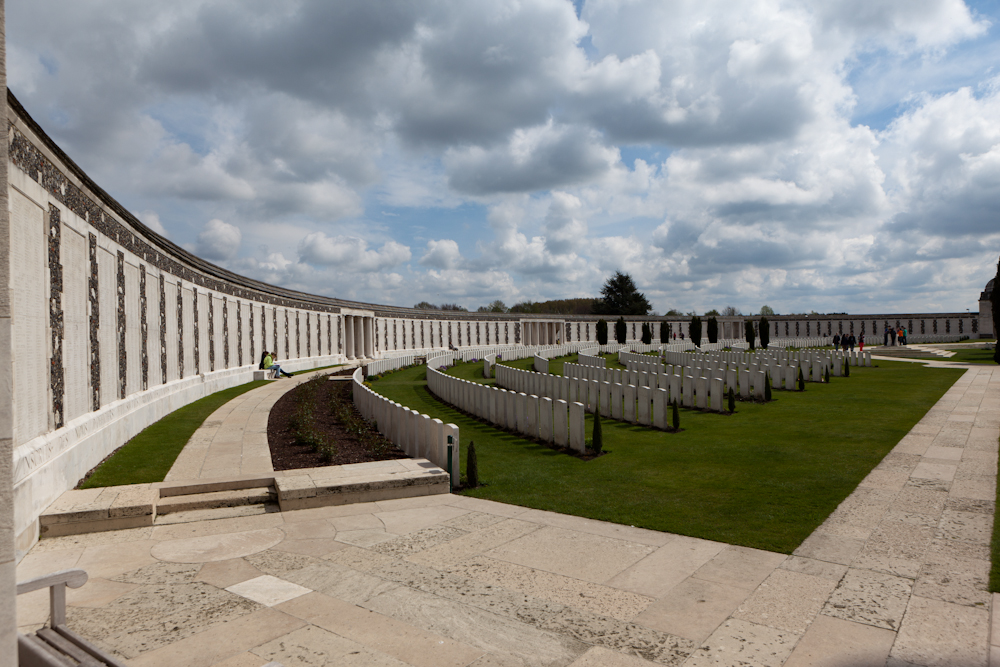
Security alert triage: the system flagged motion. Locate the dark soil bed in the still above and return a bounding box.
[267,376,408,470]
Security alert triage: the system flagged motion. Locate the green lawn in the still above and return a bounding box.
[373,360,962,553]
[79,380,270,488]
[918,349,998,364]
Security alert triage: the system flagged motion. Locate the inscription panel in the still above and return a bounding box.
[11,190,48,444]
[62,227,89,423]
[98,247,118,408]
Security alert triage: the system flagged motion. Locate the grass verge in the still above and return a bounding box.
[79,380,270,488]
[372,360,961,553]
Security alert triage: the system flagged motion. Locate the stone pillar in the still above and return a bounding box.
[345,315,355,359]
[354,316,364,359]
[364,317,373,358]
[0,0,16,656]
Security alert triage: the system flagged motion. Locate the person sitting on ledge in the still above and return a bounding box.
[262,351,293,378]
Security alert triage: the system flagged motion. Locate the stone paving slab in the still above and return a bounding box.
[16,364,998,666]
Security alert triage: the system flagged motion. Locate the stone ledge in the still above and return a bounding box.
[36,459,449,538]
[39,484,157,537]
[275,462,450,510]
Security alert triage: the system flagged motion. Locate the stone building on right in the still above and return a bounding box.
[980,278,994,338]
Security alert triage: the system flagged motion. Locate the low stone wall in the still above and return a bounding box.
[352,368,460,487]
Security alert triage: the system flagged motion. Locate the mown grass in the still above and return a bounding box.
[373,360,962,553]
[917,349,997,365]
[79,380,271,488]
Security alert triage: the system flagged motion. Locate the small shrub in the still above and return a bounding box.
[727,387,735,413]
[764,373,772,401]
[672,399,680,430]
[591,410,603,454]
[798,367,806,391]
[466,440,479,488]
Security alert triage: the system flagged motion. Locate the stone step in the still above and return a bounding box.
[153,503,280,525]
[156,487,277,515]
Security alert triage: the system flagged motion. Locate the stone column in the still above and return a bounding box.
[354,316,364,359]
[345,315,355,359]
[364,317,373,358]
[0,0,16,658]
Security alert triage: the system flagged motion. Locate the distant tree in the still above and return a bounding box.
[510,298,596,314]
[722,306,741,316]
[759,317,770,348]
[665,309,682,316]
[704,309,720,317]
[993,255,1000,364]
[760,305,775,316]
[592,271,652,316]
[707,317,719,344]
[745,319,756,350]
[440,303,468,311]
[413,301,438,310]
[486,300,508,313]
[689,316,702,347]
[596,319,609,345]
[660,321,670,343]
[615,317,627,344]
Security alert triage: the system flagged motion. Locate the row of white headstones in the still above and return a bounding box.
[493,346,872,426]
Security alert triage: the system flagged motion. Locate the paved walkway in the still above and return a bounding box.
[166,367,355,481]
[15,364,999,666]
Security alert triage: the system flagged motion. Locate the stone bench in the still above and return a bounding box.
[253,369,278,381]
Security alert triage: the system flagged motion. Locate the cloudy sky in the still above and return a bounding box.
[8,0,1000,315]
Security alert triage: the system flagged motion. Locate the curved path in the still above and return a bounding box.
[165,367,350,482]
[16,362,999,666]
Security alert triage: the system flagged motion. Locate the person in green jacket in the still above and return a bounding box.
[263,351,293,378]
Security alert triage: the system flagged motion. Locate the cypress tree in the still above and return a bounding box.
[824,367,830,383]
[764,373,772,401]
[596,319,609,345]
[690,316,703,347]
[592,410,603,454]
[641,322,652,344]
[844,359,850,377]
[745,320,756,350]
[728,387,735,413]
[660,320,670,343]
[615,317,627,344]
[798,367,805,391]
[466,441,479,488]
[672,399,680,430]
[707,316,719,344]
[759,317,770,349]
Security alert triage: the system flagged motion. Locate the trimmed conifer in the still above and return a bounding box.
[672,399,680,430]
[824,367,830,383]
[798,367,805,391]
[844,359,850,377]
[592,410,603,454]
[764,373,772,401]
[727,387,735,413]
[466,441,479,488]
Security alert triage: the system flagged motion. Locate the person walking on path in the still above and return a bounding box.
[890,327,897,346]
[884,326,890,346]
[859,333,865,351]
[263,351,293,378]
[902,327,908,345]
[833,333,841,350]
[849,334,856,351]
